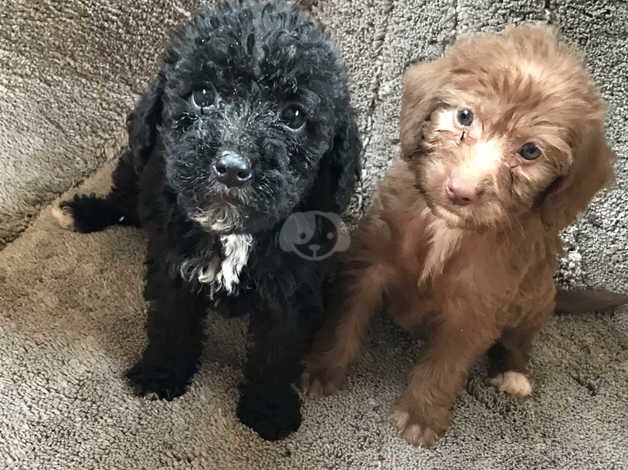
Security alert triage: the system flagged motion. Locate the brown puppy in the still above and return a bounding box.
[303,24,617,447]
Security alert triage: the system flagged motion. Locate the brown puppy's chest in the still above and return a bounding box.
[382,207,552,337]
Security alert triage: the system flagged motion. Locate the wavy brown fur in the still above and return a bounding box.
[304,24,616,447]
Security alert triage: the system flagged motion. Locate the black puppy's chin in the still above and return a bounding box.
[190,202,289,235]
[189,203,246,234]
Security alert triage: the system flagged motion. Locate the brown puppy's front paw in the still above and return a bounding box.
[390,398,447,448]
[301,365,347,398]
[489,371,533,397]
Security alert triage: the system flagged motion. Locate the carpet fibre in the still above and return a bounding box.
[0,1,626,468]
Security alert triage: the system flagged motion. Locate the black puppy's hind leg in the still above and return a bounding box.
[53,150,140,233]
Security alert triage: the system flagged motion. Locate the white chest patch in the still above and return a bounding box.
[180,234,253,297]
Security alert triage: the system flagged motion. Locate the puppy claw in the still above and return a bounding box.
[126,359,193,401]
[403,423,439,448]
[300,372,320,397]
[489,371,533,397]
[51,204,76,231]
[390,407,410,430]
[301,366,346,398]
[390,402,442,448]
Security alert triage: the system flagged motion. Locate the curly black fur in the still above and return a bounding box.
[61,0,360,441]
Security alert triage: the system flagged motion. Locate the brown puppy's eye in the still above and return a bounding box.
[191,88,215,108]
[518,142,542,160]
[456,108,474,127]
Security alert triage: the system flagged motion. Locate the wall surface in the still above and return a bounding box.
[1,0,626,292]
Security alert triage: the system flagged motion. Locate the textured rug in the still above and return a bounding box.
[0,0,626,468]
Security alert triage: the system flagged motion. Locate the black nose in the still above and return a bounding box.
[212,152,253,187]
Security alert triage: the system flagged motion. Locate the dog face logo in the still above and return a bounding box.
[279,211,350,261]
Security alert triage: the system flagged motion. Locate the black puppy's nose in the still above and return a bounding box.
[213,152,253,187]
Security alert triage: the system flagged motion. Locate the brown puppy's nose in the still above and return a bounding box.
[445,177,477,205]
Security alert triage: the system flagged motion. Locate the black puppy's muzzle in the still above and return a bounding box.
[212,151,253,188]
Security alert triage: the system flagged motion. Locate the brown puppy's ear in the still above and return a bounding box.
[399,58,448,161]
[540,124,615,229]
[555,287,628,314]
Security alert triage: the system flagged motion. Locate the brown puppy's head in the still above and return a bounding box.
[400,24,614,231]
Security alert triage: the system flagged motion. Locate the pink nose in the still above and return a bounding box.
[445,177,478,205]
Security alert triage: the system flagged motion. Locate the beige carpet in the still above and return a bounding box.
[1,165,626,468]
[1,0,627,468]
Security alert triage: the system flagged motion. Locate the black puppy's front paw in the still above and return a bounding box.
[57,195,109,233]
[126,358,195,400]
[237,383,302,441]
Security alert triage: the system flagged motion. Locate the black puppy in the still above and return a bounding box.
[56,0,360,440]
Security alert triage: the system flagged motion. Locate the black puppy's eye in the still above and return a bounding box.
[518,142,542,160]
[456,108,474,127]
[191,88,215,108]
[279,105,307,131]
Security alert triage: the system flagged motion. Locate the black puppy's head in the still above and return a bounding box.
[129,0,360,234]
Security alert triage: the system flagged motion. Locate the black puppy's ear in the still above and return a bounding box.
[127,72,166,172]
[311,116,361,213]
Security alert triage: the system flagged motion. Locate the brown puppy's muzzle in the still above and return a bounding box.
[444,176,480,206]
